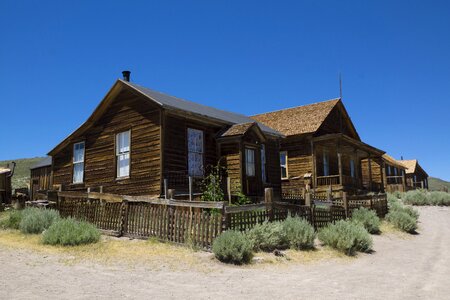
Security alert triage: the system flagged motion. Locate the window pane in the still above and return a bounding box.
[117,131,130,154]
[188,128,203,153]
[261,145,266,182]
[246,148,255,176]
[188,152,203,177]
[73,142,84,163]
[350,160,355,178]
[281,166,287,179]
[280,152,286,166]
[73,163,84,183]
[323,152,329,176]
[117,153,130,177]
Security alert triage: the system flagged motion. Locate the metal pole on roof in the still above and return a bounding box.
[339,73,343,99]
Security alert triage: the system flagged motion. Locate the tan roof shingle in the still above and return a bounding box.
[399,160,417,174]
[219,122,255,137]
[382,154,406,169]
[252,98,341,136]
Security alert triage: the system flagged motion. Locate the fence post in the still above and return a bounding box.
[99,186,103,193]
[227,177,232,205]
[265,188,274,221]
[188,176,193,201]
[343,192,349,218]
[120,200,129,237]
[305,192,312,207]
[164,179,168,200]
[222,202,229,231]
[168,189,175,200]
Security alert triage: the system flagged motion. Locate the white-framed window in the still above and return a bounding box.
[73,142,85,183]
[116,130,130,178]
[245,148,256,177]
[323,150,329,176]
[350,159,355,178]
[187,128,204,177]
[261,144,266,182]
[280,151,288,179]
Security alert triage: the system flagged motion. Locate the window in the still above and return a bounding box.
[73,142,85,183]
[261,144,266,182]
[323,151,329,176]
[280,151,288,179]
[350,159,355,178]
[245,148,256,177]
[387,165,391,175]
[116,131,130,178]
[394,167,398,176]
[187,128,204,177]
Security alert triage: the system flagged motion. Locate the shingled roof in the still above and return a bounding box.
[399,160,418,174]
[251,98,341,136]
[219,122,255,137]
[382,154,406,169]
[30,156,52,170]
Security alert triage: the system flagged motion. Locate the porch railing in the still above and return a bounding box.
[386,176,403,185]
[341,175,362,188]
[317,175,340,186]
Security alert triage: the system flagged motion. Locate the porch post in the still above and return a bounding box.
[379,159,385,193]
[338,152,343,186]
[401,170,406,192]
[311,139,317,191]
[368,156,373,191]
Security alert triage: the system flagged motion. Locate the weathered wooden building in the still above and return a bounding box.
[0,166,13,204]
[30,156,53,200]
[252,98,385,196]
[399,159,429,190]
[48,73,283,201]
[361,154,407,193]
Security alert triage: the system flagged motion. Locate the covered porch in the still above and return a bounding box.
[311,134,385,195]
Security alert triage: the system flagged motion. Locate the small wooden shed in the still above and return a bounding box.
[30,156,53,200]
[0,167,12,204]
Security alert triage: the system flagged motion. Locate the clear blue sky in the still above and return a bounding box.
[1,1,449,180]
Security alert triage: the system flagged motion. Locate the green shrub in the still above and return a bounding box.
[2,210,23,229]
[386,210,417,233]
[428,191,450,206]
[402,190,428,206]
[42,218,101,246]
[318,220,373,256]
[246,221,288,251]
[282,216,315,250]
[212,230,253,264]
[19,208,60,234]
[351,207,381,234]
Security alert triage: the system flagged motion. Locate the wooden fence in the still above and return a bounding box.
[51,190,388,249]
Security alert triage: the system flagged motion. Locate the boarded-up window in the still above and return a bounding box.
[73,142,85,183]
[188,128,204,177]
[116,131,130,178]
[245,148,255,177]
[280,151,288,179]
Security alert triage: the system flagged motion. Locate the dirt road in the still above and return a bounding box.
[1,206,449,300]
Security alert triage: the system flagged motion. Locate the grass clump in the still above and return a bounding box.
[19,208,60,234]
[318,220,373,256]
[246,221,288,252]
[42,218,100,246]
[351,207,381,234]
[212,230,253,264]
[282,216,315,250]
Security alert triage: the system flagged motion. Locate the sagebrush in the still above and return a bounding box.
[19,208,60,234]
[351,207,380,234]
[246,221,288,251]
[212,230,253,264]
[282,216,315,250]
[42,218,101,246]
[318,220,373,256]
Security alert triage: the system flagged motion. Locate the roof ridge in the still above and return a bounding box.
[252,97,341,117]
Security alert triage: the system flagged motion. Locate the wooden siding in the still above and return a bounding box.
[30,166,52,200]
[315,105,359,139]
[220,142,241,194]
[0,173,12,204]
[52,88,162,196]
[280,136,313,192]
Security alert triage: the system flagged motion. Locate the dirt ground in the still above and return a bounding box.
[1,206,449,300]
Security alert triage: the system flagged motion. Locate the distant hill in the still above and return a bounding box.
[429,177,450,191]
[0,157,46,190]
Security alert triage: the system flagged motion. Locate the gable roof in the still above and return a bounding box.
[30,157,52,170]
[219,122,256,137]
[49,80,282,155]
[399,159,418,174]
[382,154,406,169]
[122,80,281,136]
[252,98,359,139]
